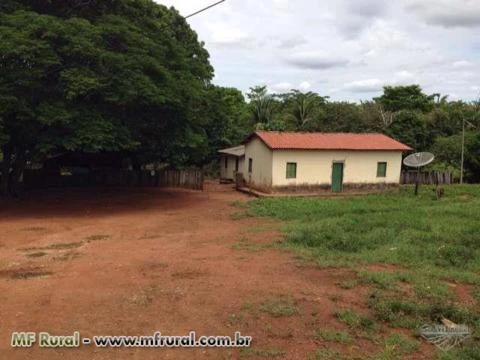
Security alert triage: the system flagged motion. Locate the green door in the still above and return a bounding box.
[332,162,344,193]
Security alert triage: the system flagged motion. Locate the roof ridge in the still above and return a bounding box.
[255,130,386,135]
[247,131,412,151]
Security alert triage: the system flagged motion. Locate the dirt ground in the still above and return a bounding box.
[0,182,434,359]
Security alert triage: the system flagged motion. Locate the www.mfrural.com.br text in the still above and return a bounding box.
[11,331,252,349]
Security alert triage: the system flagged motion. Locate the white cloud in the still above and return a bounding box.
[270,82,292,92]
[344,79,384,93]
[285,52,349,70]
[395,70,414,79]
[299,81,312,91]
[453,60,474,68]
[276,36,308,49]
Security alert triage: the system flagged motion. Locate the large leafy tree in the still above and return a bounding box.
[375,85,435,113]
[0,0,213,195]
[431,132,480,182]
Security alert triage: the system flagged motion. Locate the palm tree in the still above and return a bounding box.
[285,90,326,130]
[247,86,275,128]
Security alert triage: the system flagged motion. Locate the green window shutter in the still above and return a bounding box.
[377,162,387,177]
[286,163,297,179]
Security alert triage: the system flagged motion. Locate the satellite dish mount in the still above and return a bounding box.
[403,152,435,196]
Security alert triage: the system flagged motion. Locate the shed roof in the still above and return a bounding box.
[218,145,245,157]
[242,131,412,151]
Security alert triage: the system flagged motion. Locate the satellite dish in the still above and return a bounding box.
[403,152,435,168]
[403,152,435,196]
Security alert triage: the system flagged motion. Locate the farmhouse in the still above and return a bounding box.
[218,145,245,182]
[239,131,412,193]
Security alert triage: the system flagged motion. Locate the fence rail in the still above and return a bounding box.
[23,169,204,190]
[400,171,453,185]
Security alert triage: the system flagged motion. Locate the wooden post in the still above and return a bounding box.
[414,167,420,196]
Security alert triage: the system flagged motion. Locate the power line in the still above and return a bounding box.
[185,0,226,19]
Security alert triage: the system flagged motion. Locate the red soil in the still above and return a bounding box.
[0,182,434,359]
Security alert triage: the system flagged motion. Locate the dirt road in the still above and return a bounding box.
[0,183,431,359]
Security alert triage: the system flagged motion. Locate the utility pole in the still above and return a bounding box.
[460,100,478,184]
[185,0,226,19]
[460,116,465,184]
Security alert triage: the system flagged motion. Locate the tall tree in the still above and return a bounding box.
[246,86,275,128]
[375,85,435,113]
[280,90,327,131]
[0,0,213,195]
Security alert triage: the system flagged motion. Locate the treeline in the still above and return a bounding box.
[211,85,480,182]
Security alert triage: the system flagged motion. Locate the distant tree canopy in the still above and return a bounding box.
[0,0,216,195]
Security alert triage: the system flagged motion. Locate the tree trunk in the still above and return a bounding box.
[10,150,27,198]
[1,145,12,197]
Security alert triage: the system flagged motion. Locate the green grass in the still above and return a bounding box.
[315,329,352,343]
[248,185,480,279]
[373,334,419,360]
[335,309,377,333]
[260,295,298,317]
[242,295,298,318]
[247,185,480,343]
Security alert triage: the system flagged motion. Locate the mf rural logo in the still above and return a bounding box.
[420,321,472,351]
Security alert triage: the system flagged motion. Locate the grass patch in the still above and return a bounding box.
[243,295,298,318]
[373,334,419,360]
[0,267,52,280]
[248,185,480,273]
[246,223,279,233]
[247,185,480,333]
[368,291,480,330]
[335,308,377,333]
[84,235,110,242]
[307,349,344,360]
[239,348,286,358]
[20,242,84,252]
[436,344,480,360]
[337,279,360,289]
[315,329,352,343]
[25,251,48,258]
[259,295,298,317]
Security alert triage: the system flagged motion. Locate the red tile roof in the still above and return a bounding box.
[243,131,412,151]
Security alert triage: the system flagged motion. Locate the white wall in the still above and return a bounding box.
[220,155,237,180]
[244,138,273,188]
[272,150,403,187]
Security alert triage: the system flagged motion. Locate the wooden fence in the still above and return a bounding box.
[400,171,453,185]
[23,169,204,190]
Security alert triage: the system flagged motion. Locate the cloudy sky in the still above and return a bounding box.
[156,0,480,101]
